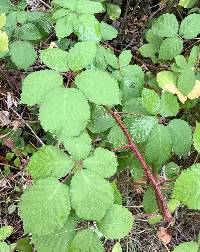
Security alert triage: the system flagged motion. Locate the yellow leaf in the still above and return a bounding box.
[0,31,8,52]
[0,13,6,29]
[187,80,200,99]
[176,90,187,103]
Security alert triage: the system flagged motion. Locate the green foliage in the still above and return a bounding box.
[179,14,200,39]
[141,88,160,115]
[83,147,118,178]
[98,204,133,239]
[70,229,104,252]
[173,164,200,209]
[112,242,122,252]
[0,242,11,252]
[107,3,121,20]
[75,70,121,105]
[19,178,71,235]
[159,37,183,60]
[70,170,114,221]
[159,92,179,117]
[143,188,157,213]
[193,122,200,153]
[173,242,199,252]
[179,0,198,8]
[0,226,13,241]
[27,145,73,180]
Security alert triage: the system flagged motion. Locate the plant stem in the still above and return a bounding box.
[105,107,173,223]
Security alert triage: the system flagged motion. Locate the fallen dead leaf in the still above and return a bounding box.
[0,111,11,126]
[157,228,172,245]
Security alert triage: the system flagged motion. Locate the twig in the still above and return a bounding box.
[105,107,173,223]
[10,107,44,146]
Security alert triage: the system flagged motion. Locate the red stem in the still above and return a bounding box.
[105,107,173,223]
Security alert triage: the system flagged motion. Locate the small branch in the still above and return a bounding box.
[105,107,173,223]
[112,144,130,152]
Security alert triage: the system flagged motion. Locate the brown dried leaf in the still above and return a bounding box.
[157,228,172,245]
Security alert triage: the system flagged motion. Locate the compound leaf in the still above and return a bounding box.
[98,204,133,239]
[18,23,42,41]
[179,14,200,39]
[27,145,73,180]
[70,170,114,221]
[32,217,76,252]
[9,41,37,70]
[107,125,127,148]
[177,69,196,95]
[151,13,179,38]
[21,70,63,106]
[173,163,200,209]
[55,14,76,40]
[40,48,69,72]
[168,119,192,156]
[68,41,97,71]
[19,178,71,235]
[75,70,120,105]
[156,71,177,93]
[70,229,104,252]
[139,43,157,60]
[83,147,118,178]
[39,87,90,138]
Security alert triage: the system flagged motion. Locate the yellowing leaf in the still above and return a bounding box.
[187,80,200,99]
[156,71,178,94]
[176,90,187,103]
[0,13,6,29]
[0,31,8,52]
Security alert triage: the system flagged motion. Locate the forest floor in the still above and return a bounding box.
[0,0,200,251]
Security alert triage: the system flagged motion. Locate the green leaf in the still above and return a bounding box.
[173,164,200,209]
[122,97,148,114]
[59,131,92,160]
[139,43,157,60]
[145,125,172,168]
[21,70,63,106]
[146,29,163,45]
[188,46,199,67]
[177,69,196,95]
[32,217,75,252]
[70,170,114,221]
[68,41,97,71]
[75,70,120,105]
[119,50,132,67]
[168,119,192,156]
[175,55,188,69]
[194,122,200,153]
[98,204,133,239]
[0,13,6,29]
[73,14,101,42]
[0,242,11,252]
[0,226,13,241]
[141,88,160,115]
[159,92,179,117]
[107,3,121,20]
[55,14,76,41]
[173,242,198,252]
[53,0,76,9]
[39,87,90,138]
[107,125,127,148]
[27,145,73,180]
[40,48,69,72]
[75,0,104,14]
[156,71,177,92]
[111,182,122,205]
[143,188,157,213]
[0,0,10,14]
[159,37,183,60]
[112,242,122,252]
[18,23,42,41]
[15,237,32,252]
[179,0,197,8]
[70,229,104,252]
[52,9,70,20]
[165,162,180,179]
[83,147,118,178]
[0,31,8,53]
[87,105,116,133]
[100,22,118,41]
[19,178,71,235]
[104,48,119,69]
[125,116,158,144]
[9,41,36,70]
[151,13,179,38]
[179,14,200,39]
